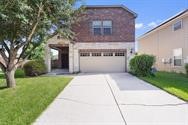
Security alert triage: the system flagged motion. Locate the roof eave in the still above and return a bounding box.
[83,5,137,18]
[138,9,188,40]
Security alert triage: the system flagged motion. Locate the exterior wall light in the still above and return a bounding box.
[130,48,134,54]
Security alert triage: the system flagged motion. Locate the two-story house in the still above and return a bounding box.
[45,5,137,73]
[138,9,188,73]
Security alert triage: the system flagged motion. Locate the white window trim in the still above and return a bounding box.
[92,20,112,35]
[92,52,101,56]
[173,48,183,67]
[92,20,102,35]
[103,52,113,56]
[103,20,112,35]
[115,52,125,56]
[172,20,183,31]
[173,59,183,67]
[80,52,90,57]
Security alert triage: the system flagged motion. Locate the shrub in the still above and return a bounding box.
[15,69,25,78]
[0,69,25,78]
[129,54,156,77]
[23,60,47,76]
[185,64,188,76]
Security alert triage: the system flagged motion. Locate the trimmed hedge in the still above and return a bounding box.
[130,54,156,76]
[185,64,188,76]
[23,60,47,76]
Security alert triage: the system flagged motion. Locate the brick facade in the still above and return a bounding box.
[73,7,136,43]
[45,5,137,73]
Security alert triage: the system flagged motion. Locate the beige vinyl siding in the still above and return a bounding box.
[138,13,188,73]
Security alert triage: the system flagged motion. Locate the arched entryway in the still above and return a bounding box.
[49,44,69,69]
[44,36,74,73]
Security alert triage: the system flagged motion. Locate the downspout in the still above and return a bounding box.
[73,43,74,73]
[70,40,75,73]
[157,30,159,69]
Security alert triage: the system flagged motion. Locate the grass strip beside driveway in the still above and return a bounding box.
[0,76,72,125]
[140,72,188,101]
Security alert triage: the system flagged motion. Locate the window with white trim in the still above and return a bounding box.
[92,21,102,35]
[103,20,112,35]
[173,48,182,66]
[103,52,113,56]
[115,52,125,56]
[92,20,112,35]
[173,21,182,31]
[80,53,90,57]
[92,53,101,56]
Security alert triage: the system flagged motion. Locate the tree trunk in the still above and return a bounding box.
[5,69,16,88]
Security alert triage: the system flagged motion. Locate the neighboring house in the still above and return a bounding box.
[45,5,137,73]
[138,9,188,73]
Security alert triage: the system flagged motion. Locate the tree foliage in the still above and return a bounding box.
[0,0,82,87]
[26,43,45,60]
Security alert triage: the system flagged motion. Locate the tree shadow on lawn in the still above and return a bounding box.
[0,86,8,90]
[0,76,7,90]
[0,73,8,90]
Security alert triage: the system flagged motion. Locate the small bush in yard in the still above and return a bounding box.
[129,54,156,77]
[0,69,25,78]
[23,60,47,76]
[0,68,25,78]
[185,64,188,76]
[15,68,25,78]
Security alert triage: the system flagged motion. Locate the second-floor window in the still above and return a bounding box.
[92,20,112,35]
[173,20,182,31]
[92,21,102,35]
[103,21,112,35]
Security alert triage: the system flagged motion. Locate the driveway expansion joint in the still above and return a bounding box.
[104,75,127,125]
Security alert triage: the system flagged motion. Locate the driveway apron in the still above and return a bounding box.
[34,74,125,125]
[34,73,188,125]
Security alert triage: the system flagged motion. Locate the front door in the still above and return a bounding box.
[61,53,69,69]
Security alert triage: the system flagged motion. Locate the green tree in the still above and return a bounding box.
[0,0,82,87]
[26,43,45,60]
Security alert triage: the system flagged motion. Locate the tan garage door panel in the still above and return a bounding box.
[80,52,126,73]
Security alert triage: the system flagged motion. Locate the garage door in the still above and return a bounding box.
[80,50,126,73]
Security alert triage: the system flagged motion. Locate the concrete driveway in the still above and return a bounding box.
[34,73,188,125]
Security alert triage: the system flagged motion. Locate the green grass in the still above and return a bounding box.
[140,71,188,101]
[0,76,72,125]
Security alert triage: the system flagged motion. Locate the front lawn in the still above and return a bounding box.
[0,76,72,125]
[140,72,188,101]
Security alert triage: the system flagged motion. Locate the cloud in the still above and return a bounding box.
[148,22,158,28]
[148,20,161,28]
[135,23,144,29]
